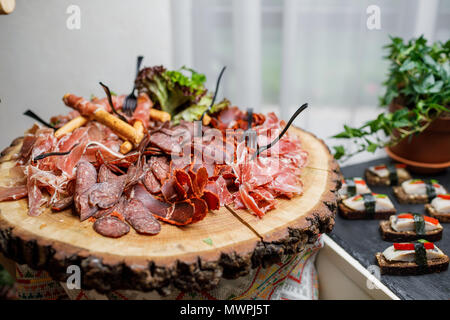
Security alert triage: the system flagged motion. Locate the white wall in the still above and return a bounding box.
[0,0,172,149]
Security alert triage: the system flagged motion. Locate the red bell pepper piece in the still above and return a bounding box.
[394,242,434,250]
[397,214,439,225]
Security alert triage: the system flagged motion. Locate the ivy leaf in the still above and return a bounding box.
[367,142,378,153]
[427,80,443,93]
[202,238,213,246]
[422,74,435,88]
[399,58,416,71]
[333,146,345,160]
[423,54,438,69]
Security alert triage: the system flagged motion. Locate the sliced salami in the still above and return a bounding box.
[93,216,130,238]
[123,199,161,235]
[143,169,161,194]
[74,161,98,220]
[150,156,169,183]
[89,166,126,209]
[202,190,220,211]
[51,195,74,212]
[131,183,171,217]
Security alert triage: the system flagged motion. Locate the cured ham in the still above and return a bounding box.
[0,185,28,202]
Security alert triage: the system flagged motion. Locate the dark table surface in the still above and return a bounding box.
[329,157,450,300]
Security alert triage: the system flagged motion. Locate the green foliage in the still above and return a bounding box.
[333,36,450,160]
[172,96,230,124]
[0,264,14,287]
[135,65,207,116]
[164,66,207,96]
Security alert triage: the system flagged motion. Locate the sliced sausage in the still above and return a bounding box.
[123,199,161,235]
[93,216,130,238]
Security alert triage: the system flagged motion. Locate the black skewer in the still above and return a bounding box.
[23,110,56,129]
[200,66,227,122]
[99,82,129,123]
[244,108,257,149]
[251,103,308,160]
[33,143,80,161]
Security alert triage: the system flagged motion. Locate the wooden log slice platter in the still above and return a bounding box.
[0,127,340,294]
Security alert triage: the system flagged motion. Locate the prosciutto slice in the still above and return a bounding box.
[0,185,28,202]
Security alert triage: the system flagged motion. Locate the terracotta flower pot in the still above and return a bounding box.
[387,102,450,173]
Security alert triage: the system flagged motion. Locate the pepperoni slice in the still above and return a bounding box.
[93,216,130,238]
[123,199,161,235]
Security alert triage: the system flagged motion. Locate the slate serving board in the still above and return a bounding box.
[329,157,450,300]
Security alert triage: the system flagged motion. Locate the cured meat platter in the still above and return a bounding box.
[0,65,339,293]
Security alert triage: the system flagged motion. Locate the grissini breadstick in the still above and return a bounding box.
[54,116,88,138]
[120,121,144,154]
[149,108,171,122]
[94,109,140,146]
[202,114,211,126]
[62,93,141,146]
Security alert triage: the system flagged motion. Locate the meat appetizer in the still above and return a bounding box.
[338,177,371,200]
[339,193,396,219]
[0,65,308,238]
[393,179,447,204]
[379,213,443,242]
[376,240,449,275]
[364,163,411,186]
[425,194,450,223]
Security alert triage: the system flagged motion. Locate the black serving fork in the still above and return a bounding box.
[251,103,308,160]
[244,108,257,149]
[122,55,144,116]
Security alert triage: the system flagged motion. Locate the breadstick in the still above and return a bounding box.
[93,109,141,146]
[202,114,211,126]
[54,116,88,138]
[120,121,144,154]
[149,108,171,122]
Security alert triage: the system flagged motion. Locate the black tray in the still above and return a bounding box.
[329,157,450,300]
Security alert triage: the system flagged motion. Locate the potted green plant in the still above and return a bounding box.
[333,36,450,173]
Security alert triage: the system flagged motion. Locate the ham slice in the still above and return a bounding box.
[0,185,28,202]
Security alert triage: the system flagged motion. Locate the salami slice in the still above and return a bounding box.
[158,200,195,226]
[92,196,126,219]
[123,199,161,235]
[174,169,194,197]
[131,183,171,216]
[143,169,161,194]
[149,156,169,183]
[88,179,125,209]
[74,161,98,220]
[196,167,208,193]
[89,167,126,209]
[161,177,185,202]
[51,195,74,212]
[93,216,130,238]
[202,190,220,211]
[190,197,208,223]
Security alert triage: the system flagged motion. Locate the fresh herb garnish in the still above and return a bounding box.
[202,237,213,246]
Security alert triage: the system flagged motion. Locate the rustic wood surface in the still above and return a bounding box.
[0,127,340,294]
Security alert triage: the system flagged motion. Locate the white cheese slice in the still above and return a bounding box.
[382,245,445,262]
[343,194,394,211]
[401,180,446,195]
[338,178,371,197]
[368,165,409,179]
[390,215,442,232]
[431,197,450,214]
